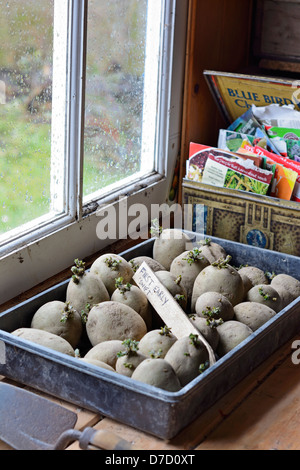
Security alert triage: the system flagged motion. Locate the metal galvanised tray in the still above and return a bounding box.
[0,232,300,440]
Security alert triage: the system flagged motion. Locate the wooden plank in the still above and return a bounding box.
[179,0,254,205]
[254,0,300,61]
[196,353,300,450]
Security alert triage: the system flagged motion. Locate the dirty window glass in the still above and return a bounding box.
[84,0,154,200]
[0,1,56,236]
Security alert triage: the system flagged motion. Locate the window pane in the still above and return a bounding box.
[84,0,159,200]
[0,0,67,238]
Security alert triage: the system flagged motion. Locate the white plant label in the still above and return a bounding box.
[133,262,216,365]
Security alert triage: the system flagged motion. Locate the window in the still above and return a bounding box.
[0,0,188,305]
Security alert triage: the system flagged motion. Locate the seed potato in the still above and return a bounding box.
[131,358,182,392]
[114,339,146,377]
[31,300,82,349]
[155,270,188,311]
[130,256,166,273]
[238,266,269,290]
[170,248,210,301]
[189,316,220,352]
[233,302,277,332]
[90,254,134,296]
[164,335,209,387]
[153,228,193,270]
[246,284,282,313]
[12,328,75,357]
[66,259,110,315]
[84,340,124,368]
[86,301,147,347]
[138,327,177,358]
[191,257,244,310]
[271,274,300,306]
[197,239,227,263]
[216,321,253,357]
[111,279,152,329]
[195,292,235,322]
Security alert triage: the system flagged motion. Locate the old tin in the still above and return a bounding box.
[0,234,300,439]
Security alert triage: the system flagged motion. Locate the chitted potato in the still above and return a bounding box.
[271,274,300,307]
[84,340,124,369]
[233,302,277,332]
[170,248,210,300]
[246,284,282,313]
[164,334,209,387]
[195,292,235,322]
[155,270,188,311]
[189,316,219,352]
[90,254,134,296]
[197,238,227,264]
[111,278,152,329]
[238,266,269,291]
[115,340,147,377]
[31,301,82,349]
[131,358,182,392]
[66,259,110,315]
[217,321,253,357]
[86,301,147,347]
[12,328,75,357]
[191,256,245,310]
[152,228,193,270]
[79,358,115,372]
[129,256,166,273]
[138,326,177,359]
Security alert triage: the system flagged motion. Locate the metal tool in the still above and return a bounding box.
[0,382,137,450]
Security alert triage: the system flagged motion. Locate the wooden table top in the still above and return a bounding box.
[1,331,299,451]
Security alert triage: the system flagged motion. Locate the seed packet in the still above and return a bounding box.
[240,144,299,201]
[201,154,273,195]
[186,143,262,183]
[227,108,261,136]
[218,129,254,153]
[265,126,300,140]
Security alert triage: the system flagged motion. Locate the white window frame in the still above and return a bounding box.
[0,0,188,305]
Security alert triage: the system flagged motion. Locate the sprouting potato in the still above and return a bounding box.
[164,334,209,387]
[233,302,277,332]
[111,277,152,329]
[86,301,147,347]
[31,300,82,349]
[115,339,147,377]
[155,270,188,311]
[188,316,220,352]
[195,291,235,322]
[66,259,110,316]
[12,328,75,357]
[197,238,227,263]
[246,284,282,313]
[191,255,245,310]
[170,248,210,301]
[138,326,177,359]
[90,254,134,296]
[131,358,182,392]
